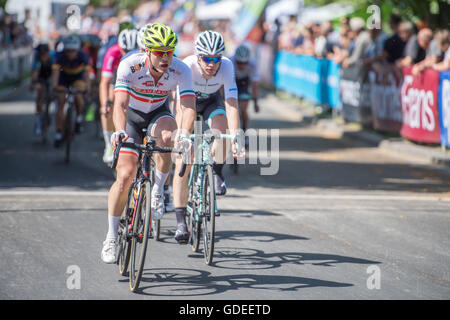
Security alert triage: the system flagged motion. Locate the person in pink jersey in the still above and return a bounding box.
[99,28,139,164]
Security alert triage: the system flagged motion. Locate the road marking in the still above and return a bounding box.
[0,190,449,202]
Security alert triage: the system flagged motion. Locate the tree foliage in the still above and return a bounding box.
[304,0,449,29]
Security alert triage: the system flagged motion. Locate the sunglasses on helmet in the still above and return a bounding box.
[201,56,221,64]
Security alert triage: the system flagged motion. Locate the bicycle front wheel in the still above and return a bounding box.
[129,182,151,292]
[117,183,135,276]
[188,166,201,252]
[202,165,216,265]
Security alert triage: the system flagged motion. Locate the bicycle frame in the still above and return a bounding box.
[187,132,235,219]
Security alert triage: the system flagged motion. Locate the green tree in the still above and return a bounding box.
[304,0,449,29]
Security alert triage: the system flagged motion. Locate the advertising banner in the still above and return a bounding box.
[400,67,441,143]
[340,64,372,125]
[368,64,403,133]
[274,51,323,103]
[438,70,450,148]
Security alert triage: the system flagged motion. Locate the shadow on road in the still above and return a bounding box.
[131,243,380,296]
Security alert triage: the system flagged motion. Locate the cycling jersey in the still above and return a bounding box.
[101,43,122,79]
[230,56,260,82]
[230,56,259,100]
[121,48,140,61]
[182,55,238,101]
[114,52,195,114]
[97,35,118,70]
[32,50,56,80]
[52,50,90,77]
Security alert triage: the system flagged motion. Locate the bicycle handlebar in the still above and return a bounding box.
[110,134,187,177]
[189,132,244,157]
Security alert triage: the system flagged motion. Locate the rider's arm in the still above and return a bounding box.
[177,63,196,137]
[250,60,260,101]
[222,59,240,135]
[112,90,129,133]
[99,76,113,112]
[50,65,60,90]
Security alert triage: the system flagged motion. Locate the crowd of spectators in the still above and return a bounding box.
[0,8,32,48]
[276,13,450,73]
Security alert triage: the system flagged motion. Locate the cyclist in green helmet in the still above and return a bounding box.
[101,23,196,263]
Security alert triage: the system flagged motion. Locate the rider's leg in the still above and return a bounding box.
[102,152,138,263]
[208,111,228,195]
[148,115,177,196]
[55,85,67,134]
[101,86,116,163]
[34,82,45,135]
[73,80,86,131]
[107,153,139,238]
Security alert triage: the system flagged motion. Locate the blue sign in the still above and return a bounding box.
[438,70,450,148]
[274,51,341,109]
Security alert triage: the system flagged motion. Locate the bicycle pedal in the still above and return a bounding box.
[176,238,189,244]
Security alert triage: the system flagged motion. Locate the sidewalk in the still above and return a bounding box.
[264,89,450,169]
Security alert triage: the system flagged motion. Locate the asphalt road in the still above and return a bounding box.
[0,91,449,300]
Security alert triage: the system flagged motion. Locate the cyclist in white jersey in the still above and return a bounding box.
[172,30,244,243]
[231,44,260,147]
[101,23,196,263]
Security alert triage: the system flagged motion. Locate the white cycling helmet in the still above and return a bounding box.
[235,44,251,63]
[118,28,139,52]
[63,35,81,50]
[195,30,225,56]
[137,24,152,50]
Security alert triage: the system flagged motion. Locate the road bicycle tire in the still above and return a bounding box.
[188,166,201,252]
[129,182,151,292]
[202,165,215,265]
[153,218,161,241]
[64,104,75,164]
[117,184,135,276]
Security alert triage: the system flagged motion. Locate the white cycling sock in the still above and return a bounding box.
[76,114,84,123]
[152,169,169,195]
[106,214,120,240]
[103,131,112,148]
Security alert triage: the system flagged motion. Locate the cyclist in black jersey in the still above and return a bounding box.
[51,35,91,148]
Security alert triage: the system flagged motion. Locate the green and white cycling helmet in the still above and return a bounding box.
[141,23,178,49]
[118,28,139,52]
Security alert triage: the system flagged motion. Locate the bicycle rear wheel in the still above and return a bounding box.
[201,165,215,265]
[117,184,135,276]
[129,182,151,292]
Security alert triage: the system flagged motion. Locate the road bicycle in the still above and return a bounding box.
[186,116,243,265]
[55,88,84,164]
[111,133,186,292]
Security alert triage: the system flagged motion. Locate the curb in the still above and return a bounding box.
[0,78,31,101]
[271,92,450,169]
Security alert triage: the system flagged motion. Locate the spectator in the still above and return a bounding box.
[315,21,338,58]
[363,27,388,64]
[431,29,450,71]
[382,13,406,64]
[398,26,432,68]
[278,15,299,51]
[342,17,372,68]
[295,26,315,56]
[331,23,352,64]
